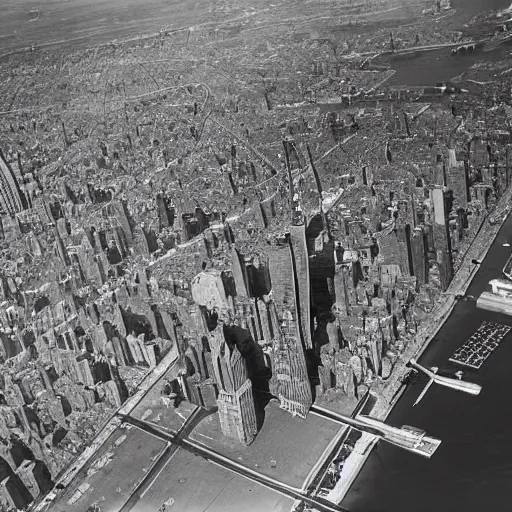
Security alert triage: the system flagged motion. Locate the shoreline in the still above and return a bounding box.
[329,184,512,505]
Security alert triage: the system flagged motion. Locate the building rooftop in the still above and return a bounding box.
[133,447,294,512]
[51,424,167,512]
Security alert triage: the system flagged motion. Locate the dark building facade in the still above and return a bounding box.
[431,187,453,291]
[0,149,27,217]
[209,324,257,445]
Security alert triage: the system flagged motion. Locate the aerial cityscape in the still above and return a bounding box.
[2,0,512,511]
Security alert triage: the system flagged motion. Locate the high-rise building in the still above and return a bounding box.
[431,187,453,290]
[269,298,313,418]
[209,324,257,445]
[395,224,413,276]
[0,149,27,216]
[267,236,313,418]
[411,227,428,285]
[289,225,313,351]
[333,263,350,316]
[446,149,468,208]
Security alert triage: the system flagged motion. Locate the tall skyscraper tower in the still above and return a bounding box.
[411,227,428,285]
[431,187,453,290]
[267,233,313,419]
[446,149,468,209]
[209,324,257,445]
[0,149,27,216]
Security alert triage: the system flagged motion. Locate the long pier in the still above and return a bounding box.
[310,405,441,459]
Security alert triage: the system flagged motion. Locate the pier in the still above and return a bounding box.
[310,404,441,459]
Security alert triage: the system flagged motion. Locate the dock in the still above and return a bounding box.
[449,321,511,369]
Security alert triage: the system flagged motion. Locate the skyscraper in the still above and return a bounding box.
[411,227,428,285]
[209,324,257,445]
[445,149,468,208]
[0,149,27,216]
[431,187,453,290]
[269,298,312,418]
[267,235,313,418]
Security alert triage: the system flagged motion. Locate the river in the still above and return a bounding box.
[376,0,512,86]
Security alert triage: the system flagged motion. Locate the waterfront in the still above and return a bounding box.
[372,0,512,86]
[382,44,506,86]
[340,1,512,508]
[343,211,512,512]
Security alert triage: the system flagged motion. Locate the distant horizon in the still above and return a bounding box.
[0,0,446,54]
[0,0,205,53]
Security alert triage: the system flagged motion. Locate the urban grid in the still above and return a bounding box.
[1,0,512,511]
